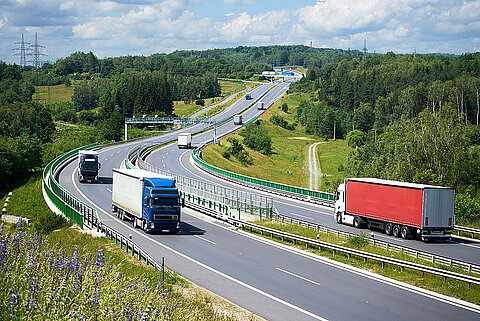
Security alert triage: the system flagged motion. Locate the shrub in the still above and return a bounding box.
[240,123,272,155]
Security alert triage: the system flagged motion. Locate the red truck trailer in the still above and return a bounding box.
[334,178,455,241]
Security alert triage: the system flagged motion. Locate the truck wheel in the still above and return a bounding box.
[400,226,411,239]
[353,217,361,228]
[133,218,137,228]
[385,223,393,235]
[142,220,148,232]
[336,213,342,224]
[392,224,400,237]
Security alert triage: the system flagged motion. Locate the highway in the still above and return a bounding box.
[57,81,480,320]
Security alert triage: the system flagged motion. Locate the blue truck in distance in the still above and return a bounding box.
[111,168,181,233]
[245,93,252,100]
[78,150,101,183]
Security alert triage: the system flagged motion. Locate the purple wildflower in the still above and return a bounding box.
[7,285,19,319]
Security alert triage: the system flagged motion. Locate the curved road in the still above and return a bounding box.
[57,81,480,321]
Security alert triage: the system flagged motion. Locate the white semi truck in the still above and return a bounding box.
[112,168,181,233]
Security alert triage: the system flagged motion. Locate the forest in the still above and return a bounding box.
[290,52,480,224]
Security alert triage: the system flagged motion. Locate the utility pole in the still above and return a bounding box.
[333,121,336,141]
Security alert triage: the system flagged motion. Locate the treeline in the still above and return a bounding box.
[29,45,364,85]
[71,71,220,115]
[291,52,480,224]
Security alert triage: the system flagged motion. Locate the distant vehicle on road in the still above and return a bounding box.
[334,178,455,241]
[245,93,252,100]
[257,102,264,110]
[178,133,192,149]
[233,114,243,125]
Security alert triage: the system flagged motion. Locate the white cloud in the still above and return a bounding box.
[1,0,480,64]
[224,0,255,5]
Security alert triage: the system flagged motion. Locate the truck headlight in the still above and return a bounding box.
[150,222,154,229]
[173,215,178,220]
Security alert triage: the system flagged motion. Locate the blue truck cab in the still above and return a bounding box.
[245,93,252,100]
[142,177,181,233]
[78,150,101,183]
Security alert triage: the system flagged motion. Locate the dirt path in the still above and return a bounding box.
[308,142,324,190]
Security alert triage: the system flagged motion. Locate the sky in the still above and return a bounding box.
[1,0,479,65]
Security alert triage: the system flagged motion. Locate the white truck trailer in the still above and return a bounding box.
[233,114,242,125]
[178,133,192,149]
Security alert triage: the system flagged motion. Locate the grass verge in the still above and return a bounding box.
[202,92,353,189]
[173,81,247,118]
[246,220,480,304]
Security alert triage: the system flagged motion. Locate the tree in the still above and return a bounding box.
[346,130,366,148]
[240,123,272,155]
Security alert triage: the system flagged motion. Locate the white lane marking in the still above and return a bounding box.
[231,219,480,315]
[194,235,217,245]
[291,213,313,220]
[85,204,329,320]
[276,267,321,286]
[448,240,480,249]
[106,188,112,193]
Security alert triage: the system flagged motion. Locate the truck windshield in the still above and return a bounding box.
[150,197,179,209]
[81,161,98,168]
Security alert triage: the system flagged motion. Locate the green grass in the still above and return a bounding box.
[174,81,247,117]
[202,92,353,189]
[248,220,480,304]
[316,140,351,192]
[34,84,74,103]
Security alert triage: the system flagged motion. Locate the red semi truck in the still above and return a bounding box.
[334,178,455,241]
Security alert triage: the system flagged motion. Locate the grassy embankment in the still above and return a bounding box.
[202,91,352,191]
[0,171,260,320]
[246,220,480,304]
[173,81,247,118]
[34,84,74,103]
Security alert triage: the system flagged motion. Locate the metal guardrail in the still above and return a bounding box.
[232,219,480,286]
[192,146,480,240]
[272,212,480,275]
[135,145,274,221]
[192,148,335,206]
[454,225,480,239]
[42,144,168,273]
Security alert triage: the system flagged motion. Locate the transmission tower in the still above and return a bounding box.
[362,38,368,55]
[13,33,31,67]
[28,32,46,71]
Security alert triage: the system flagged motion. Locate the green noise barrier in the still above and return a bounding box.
[192,148,335,202]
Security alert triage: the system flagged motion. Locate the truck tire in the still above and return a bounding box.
[336,213,342,224]
[353,217,361,228]
[385,223,393,235]
[392,224,400,237]
[133,218,137,228]
[400,226,411,239]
